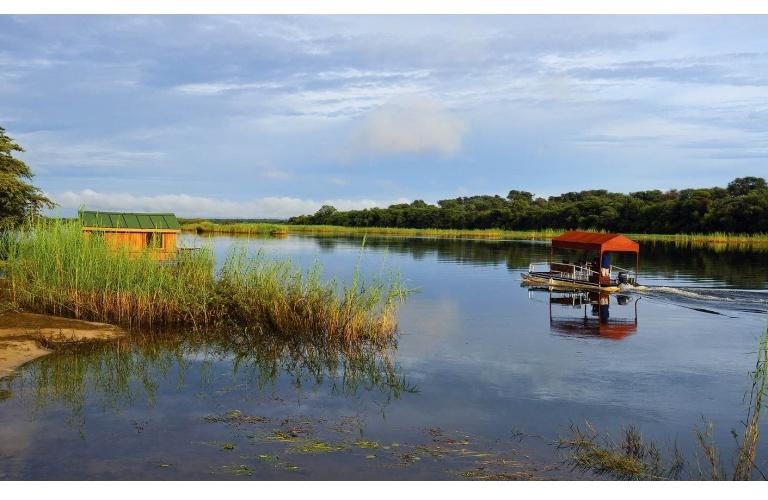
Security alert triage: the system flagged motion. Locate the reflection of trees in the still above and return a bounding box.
[301,235,767,290]
[2,330,414,425]
[305,235,544,269]
[640,242,768,289]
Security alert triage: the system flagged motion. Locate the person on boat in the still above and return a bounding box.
[601,252,612,284]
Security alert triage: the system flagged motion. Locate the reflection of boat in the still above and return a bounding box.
[522,231,640,292]
[534,288,639,340]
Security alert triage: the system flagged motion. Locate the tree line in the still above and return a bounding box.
[289,177,768,234]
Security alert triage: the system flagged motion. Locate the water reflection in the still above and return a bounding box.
[183,233,768,289]
[290,235,768,289]
[527,288,640,340]
[2,330,415,426]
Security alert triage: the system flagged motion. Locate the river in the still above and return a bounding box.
[0,234,766,479]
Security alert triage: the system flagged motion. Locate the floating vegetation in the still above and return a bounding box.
[221,442,236,451]
[211,464,253,476]
[197,409,541,479]
[2,220,409,344]
[353,440,380,449]
[0,389,11,400]
[267,431,302,443]
[274,462,301,472]
[286,440,347,454]
[204,410,270,425]
[459,470,535,481]
[397,453,420,464]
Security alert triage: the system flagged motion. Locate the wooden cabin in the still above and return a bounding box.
[80,210,181,260]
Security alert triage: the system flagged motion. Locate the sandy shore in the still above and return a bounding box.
[0,311,126,377]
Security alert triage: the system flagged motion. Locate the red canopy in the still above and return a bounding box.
[551,230,639,254]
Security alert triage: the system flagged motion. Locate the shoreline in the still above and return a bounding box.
[180,222,768,245]
[0,311,126,378]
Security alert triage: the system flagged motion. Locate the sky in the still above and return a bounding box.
[0,15,766,218]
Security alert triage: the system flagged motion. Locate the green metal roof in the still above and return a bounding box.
[80,211,181,230]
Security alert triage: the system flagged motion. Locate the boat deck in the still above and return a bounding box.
[521,271,623,292]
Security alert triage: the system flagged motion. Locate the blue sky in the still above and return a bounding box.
[1,15,766,218]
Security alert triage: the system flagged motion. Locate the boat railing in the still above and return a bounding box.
[529,262,599,282]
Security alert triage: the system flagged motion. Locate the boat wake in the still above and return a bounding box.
[620,283,768,315]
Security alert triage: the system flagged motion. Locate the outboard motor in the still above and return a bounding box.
[618,271,628,285]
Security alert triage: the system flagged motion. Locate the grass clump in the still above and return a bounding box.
[559,423,683,480]
[1,220,407,344]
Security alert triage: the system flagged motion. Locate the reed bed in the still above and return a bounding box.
[183,220,287,236]
[183,221,564,240]
[181,221,768,245]
[628,232,768,245]
[1,221,407,344]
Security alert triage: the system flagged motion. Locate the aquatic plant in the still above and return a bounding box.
[1,220,407,343]
[559,423,684,480]
[560,328,768,480]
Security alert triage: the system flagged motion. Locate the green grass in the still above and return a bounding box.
[0,220,407,344]
[181,221,768,246]
[182,220,288,236]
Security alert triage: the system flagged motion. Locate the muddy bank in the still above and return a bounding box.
[0,311,126,377]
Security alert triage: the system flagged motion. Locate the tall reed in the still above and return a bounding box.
[1,220,407,343]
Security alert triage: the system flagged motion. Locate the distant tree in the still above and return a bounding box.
[286,177,768,234]
[506,190,534,203]
[0,126,54,228]
[727,176,768,197]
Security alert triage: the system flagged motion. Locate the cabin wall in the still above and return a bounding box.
[83,229,179,260]
[163,233,177,254]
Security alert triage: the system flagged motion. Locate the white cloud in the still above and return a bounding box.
[15,132,164,168]
[173,81,283,95]
[50,189,409,219]
[349,97,467,157]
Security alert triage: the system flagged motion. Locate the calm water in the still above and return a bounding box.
[1,234,767,480]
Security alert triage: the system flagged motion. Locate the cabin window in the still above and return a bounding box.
[145,232,164,249]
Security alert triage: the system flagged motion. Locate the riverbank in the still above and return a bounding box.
[0,311,126,377]
[181,221,768,245]
[2,221,407,344]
